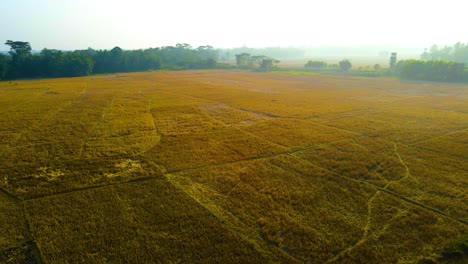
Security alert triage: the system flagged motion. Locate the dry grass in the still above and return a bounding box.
[295,137,408,186]
[144,127,286,172]
[24,180,266,263]
[0,70,466,263]
[0,193,28,260]
[243,118,359,148]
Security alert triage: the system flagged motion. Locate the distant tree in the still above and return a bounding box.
[197,45,218,60]
[389,52,397,71]
[62,51,94,77]
[338,59,352,71]
[40,49,68,77]
[110,46,124,72]
[373,64,381,70]
[421,42,468,64]
[4,40,33,78]
[305,60,327,69]
[397,59,467,82]
[5,40,31,57]
[420,48,430,61]
[111,46,123,56]
[222,47,306,60]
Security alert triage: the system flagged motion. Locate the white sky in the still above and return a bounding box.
[0,0,466,50]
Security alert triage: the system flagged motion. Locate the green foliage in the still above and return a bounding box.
[339,59,352,71]
[397,59,467,82]
[271,70,319,76]
[304,60,327,69]
[421,42,468,64]
[4,40,34,79]
[220,46,305,60]
[354,69,383,78]
[1,41,220,80]
[5,40,31,57]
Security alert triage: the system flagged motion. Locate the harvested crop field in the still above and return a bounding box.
[0,70,467,263]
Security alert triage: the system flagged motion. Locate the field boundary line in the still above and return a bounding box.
[78,93,116,158]
[20,203,44,264]
[289,154,467,226]
[325,189,379,263]
[305,119,365,136]
[200,103,291,149]
[400,142,467,161]
[163,173,301,263]
[1,185,44,262]
[307,108,368,120]
[409,127,468,146]
[165,137,362,175]
[393,142,419,183]
[0,186,21,202]
[0,90,87,158]
[144,96,162,140]
[167,151,288,174]
[21,176,163,202]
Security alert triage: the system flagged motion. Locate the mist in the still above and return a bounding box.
[1,0,466,52]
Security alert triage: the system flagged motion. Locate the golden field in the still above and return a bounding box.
[0,70,466,263]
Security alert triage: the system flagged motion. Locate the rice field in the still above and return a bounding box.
[0,70,466,263]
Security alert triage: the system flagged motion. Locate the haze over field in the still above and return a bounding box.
[1,0,466,51]
[1,1,468,262]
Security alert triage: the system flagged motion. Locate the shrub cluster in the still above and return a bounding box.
[396,59,468,82]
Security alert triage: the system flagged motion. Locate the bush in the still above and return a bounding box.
[305,60,327,69]
[339,59,352,71]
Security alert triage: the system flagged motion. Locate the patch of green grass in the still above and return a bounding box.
[270,70,320,76]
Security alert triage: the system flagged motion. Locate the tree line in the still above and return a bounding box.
[220,47,305,61]
[421,42,468,64]
[301,50,468,82]
[304,59,352,72]
[396,60,467,82]
[0,41,220,80]
[394,42,468,82]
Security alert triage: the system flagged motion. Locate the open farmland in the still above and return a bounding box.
[0,70,467,263]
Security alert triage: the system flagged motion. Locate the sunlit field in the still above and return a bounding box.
[0,70,466,263]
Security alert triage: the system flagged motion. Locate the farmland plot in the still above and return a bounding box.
[0,71,466,263]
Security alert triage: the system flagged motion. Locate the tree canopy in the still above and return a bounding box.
[339,59,352,71]
[304,60,327,69]
[0,41,221,80]
[421,43,468,64]
[396,59,467,82]
[5,40,31,57]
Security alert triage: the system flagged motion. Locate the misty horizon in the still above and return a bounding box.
[1,0,466,52]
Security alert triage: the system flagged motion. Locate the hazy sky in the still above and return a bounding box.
[1,0,466,51]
